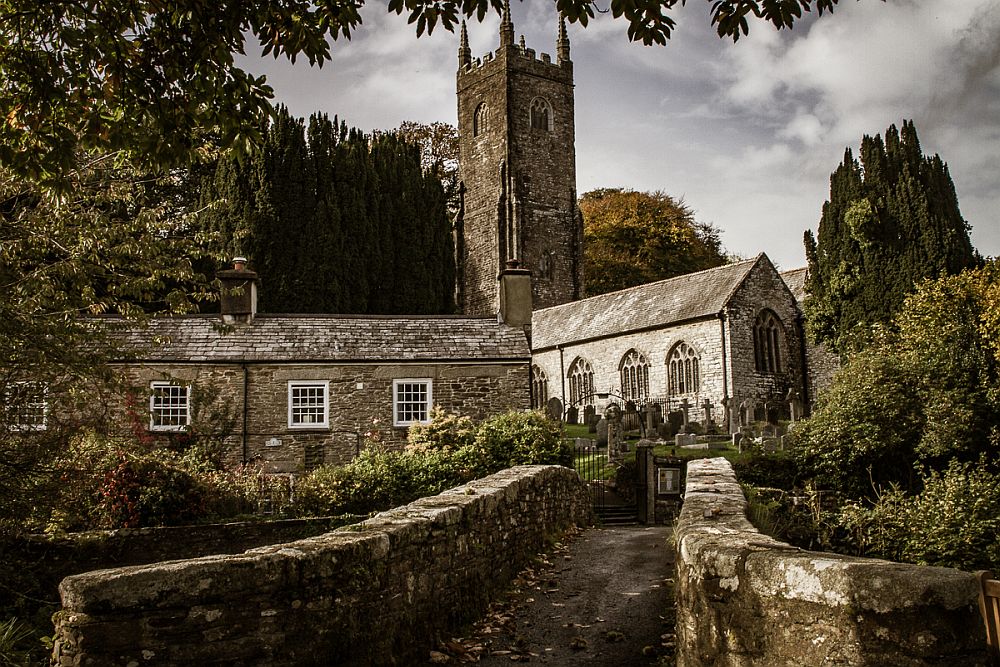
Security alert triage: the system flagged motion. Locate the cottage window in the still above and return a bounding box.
[150,382,190,431]
[393,379,432,427]
[753,310,784,373]
[288,381,329,429]
[667,342,700,395]
[474,102,489,136]
[619,349,649,402]
[7,382,47,432]
[567,357,594,407]
[531,365,548,410]
[529,97,552,131]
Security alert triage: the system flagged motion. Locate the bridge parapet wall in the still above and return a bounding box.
[52,465,591,666]
[676,457,988,667]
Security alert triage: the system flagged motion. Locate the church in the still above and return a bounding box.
[54,2,836,475]
[454,4,835,433]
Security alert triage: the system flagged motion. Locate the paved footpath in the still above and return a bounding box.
[429,525,677,665]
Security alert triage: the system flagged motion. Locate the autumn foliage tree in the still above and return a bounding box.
[580,188,728,296]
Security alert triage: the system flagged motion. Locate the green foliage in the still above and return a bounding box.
[200,109,455,314]
[580,188,728,297]
[406,407,476,453]
[463,411,571,478]
[804,121,979,352]
[295,410,571,517]
[839,457,1000,571]
[799,262,1000,497]
[0,617,35,667]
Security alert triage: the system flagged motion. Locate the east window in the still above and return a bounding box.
[150,382,190,431]
[393,379,432,426]
[288,381,329,428]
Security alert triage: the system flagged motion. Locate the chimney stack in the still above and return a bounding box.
[217,257,258,324]
[498,259,532,328]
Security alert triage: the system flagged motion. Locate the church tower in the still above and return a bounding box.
[456,3,583,315]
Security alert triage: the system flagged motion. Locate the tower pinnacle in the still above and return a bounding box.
[459,20,471,68]
[500,0,515,47]
[557,17,570,63]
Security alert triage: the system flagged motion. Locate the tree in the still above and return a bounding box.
[804,121,979,352]
[1,0,863,183]
[580,188,728,296]
[396,121,460,216]
[799,261,1000,498]
[200,108,456,314]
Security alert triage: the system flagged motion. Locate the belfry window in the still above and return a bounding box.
[531,365,548,410]
[619,349,649,402]
[753,310,784,373]
[667,343,700,395]
[473,102,488,136]
[567,357,594,407]
[529,97,552,131]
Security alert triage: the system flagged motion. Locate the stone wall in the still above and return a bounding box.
[52,465,592,667]
[118,361,529,473]
[676,458,988,667]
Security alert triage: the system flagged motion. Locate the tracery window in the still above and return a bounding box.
[529,97,552,131]
[667,342,700,395]
[753,310,784,373]
[473,102,489,136]
[567,357,594,406]
[531,365,549,410]
[619,349,650,402]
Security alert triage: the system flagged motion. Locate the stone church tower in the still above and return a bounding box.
[455,2,584,315]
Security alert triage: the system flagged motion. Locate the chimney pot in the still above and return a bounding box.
[233,256,247,271]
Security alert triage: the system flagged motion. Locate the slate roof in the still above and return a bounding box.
[531,256,762,350]
[102,315,530,363]
[780,267,809,304]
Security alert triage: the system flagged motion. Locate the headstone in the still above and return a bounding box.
[566,406,579,425]
[643,402,658,436]
[584,404,597,427]
[667,410,683,431]
[605,403,624,460]
[679,398,691,432]
[675,433,698,447]
[546,397,563,422]
[732,432,743,453]
[721,396,734,434]
[786,388,802,422]
[739,399,752,427]
[702,399,713,427]
[596,417,608,447]
[574,437,595,451]
[656,423,674,440]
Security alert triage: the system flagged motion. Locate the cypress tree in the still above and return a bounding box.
[804,120,979,352]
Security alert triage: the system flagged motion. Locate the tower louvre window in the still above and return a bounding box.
[529,97,552,131]
[473,102,489,136]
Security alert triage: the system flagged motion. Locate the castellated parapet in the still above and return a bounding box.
[457,7,583,316]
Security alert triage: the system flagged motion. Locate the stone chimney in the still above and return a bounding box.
[217,257,258,324]
[498,259,532,328]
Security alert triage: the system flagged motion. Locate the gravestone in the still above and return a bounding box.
[643,402,659,436]
[667,410,683,432]
[679,398,691,432]
[786,388,802,422]
[702,399,713,428]
[605,403,624,460]
[596,417,608,447]
[584,405,597,429]
[566,406,579,425]
[546,397,563,422]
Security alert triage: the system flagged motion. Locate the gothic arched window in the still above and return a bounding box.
[667,342,700,396]
[619,349,650,402]
[567,357,594,406]
[529,97,552,131]
[753,310,784,373]
[531,365,549,410]
[473,102,489,136]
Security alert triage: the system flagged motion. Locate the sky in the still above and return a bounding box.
[238,0,1000,270]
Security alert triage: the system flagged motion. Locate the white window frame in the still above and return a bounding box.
[288,381,330,429]
[9,382,48,432]
[149,382,191,432]
[393,378,433,427]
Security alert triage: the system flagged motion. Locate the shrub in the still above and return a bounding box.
[461,410,571,478]
[838,456,1000,571]
[406,407,475,454]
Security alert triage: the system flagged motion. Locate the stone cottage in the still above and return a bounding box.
[101,262,532,473]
